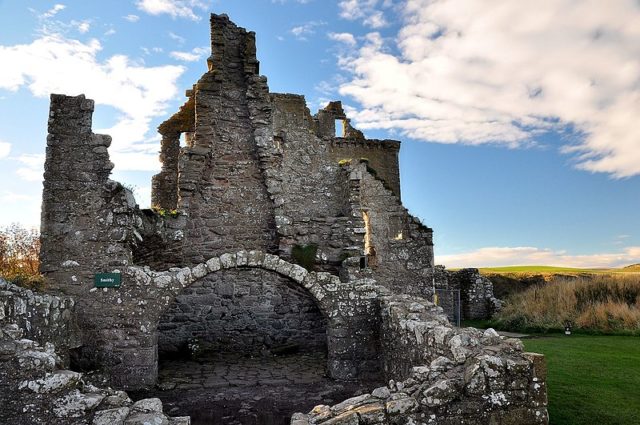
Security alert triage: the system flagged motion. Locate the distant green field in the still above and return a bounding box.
[479,265,602,274]
[477,265,640,275]
[524,335,640,425]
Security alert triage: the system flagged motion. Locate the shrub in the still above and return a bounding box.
[151,206,180,218]
[291,244,318,271]
[0,223,44,289]
[494,274,640,334]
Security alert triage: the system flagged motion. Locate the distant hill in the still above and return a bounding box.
[478,265,606,275]
[478,265,640,276]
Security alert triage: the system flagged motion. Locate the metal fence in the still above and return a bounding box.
[434,289,461,327]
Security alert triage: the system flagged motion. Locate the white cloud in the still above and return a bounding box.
[0,141,10,158]
[124,14,140,22]
[75,20,90,33]
[437,246,640,269]
[0,34,184,173]
[339,0,389,28]
[328,32,357,46]
[290,21,326,41]
[0,191,33,203]
[136,0,208,21]
[338,0,640,178]
[169,46,208,62]
[16,154,45,182]
[169,32,186,44]
[41,4,66,19]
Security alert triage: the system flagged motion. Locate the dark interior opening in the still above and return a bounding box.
[130,267,372,425]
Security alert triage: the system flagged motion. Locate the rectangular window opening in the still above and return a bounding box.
[335,119,345,137]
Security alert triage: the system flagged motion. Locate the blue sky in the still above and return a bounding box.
[0,0,638,268]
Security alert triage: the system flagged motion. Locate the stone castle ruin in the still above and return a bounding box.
[1,13,548,425]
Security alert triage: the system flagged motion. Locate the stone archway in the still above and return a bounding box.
[105,250,382,391]
[157,266,328,359]
[134,251,370,424]
[152,250,335,372]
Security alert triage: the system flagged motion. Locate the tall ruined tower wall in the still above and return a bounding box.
[175,15,277,264]
[40,95,138,285]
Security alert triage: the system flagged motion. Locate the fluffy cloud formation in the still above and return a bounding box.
[136,0,208,21]
[338,0,389,28]
[124,14,140,22]
[170,46,208,62]
[75,20,90,33]
[338,0,640,178]
[437,246,640,269]
[328,32,357,46]
[290,21,326,41]
[0,141,10,159]
[0,35,184,172]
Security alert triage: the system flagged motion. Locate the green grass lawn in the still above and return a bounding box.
[524,335,640,425]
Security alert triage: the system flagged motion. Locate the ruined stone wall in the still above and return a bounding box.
[447,269,498,320]
[329,139,402,200]
[347,161,434,295]
[152,95,195,211]
[0,279,79,365]
[130,209,188,270]
[40,94,140,282]
[292,295,548,425]
[37,248,382,389]
[39,94,156,373]
[434,268,501,321]
[0,321,189,425]
[158,268,327,356]
[264,94,364,271]
[177,15,277,265]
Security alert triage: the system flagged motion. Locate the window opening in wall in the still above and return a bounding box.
[362,211,377,267]
[179,132,187,147]
[335,119,345,137]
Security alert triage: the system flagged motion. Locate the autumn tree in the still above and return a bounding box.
[0,223,43,288]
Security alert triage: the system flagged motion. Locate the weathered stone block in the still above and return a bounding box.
[93,407,130,425]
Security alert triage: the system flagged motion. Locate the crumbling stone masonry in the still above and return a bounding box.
[0,280,189,425]
[34,13,548,424]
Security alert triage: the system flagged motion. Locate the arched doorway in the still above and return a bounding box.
[157,267,327,358]
[139,265,364,424]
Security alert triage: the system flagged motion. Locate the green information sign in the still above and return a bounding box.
[94,273,121,288]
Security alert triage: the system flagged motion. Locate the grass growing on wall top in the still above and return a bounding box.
[524,335,640,425]
[291,244,318,271]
